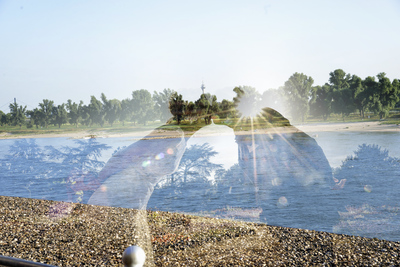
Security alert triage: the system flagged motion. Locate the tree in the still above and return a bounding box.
[66,100,83,127]
[52,104,68,128]
[185,101,196,123]
[120,98,132,126]
[101,93,122,126]
[362,76,379,116]
[329,69,351,90]
[153,89,175,123]
[195,93,219,124]
[169,92,186,124]
[282,73,314,122]
[80,103,91,126]
[26,108,43,129]
[1,112,12,126]
[351,75,368,118]
[9,102,27,128]
[87,96,104,127]
[260,88,285,114]
[131,89,154,126]
[328,69,355,120]
[38,99,54,128]
[334,144,400,207]
[376,73,399,119]
[1,139,52,198]
[174,143,224,184]
[0,111,4,126]
[338,87,356,119]
[233,86,261,119]
[309,84,332,121]
[393,79,400,108]
[149,143,224,212]
[363,74,399,119]
[219,99,235,119]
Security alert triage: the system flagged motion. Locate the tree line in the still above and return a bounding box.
[284,69,400,122]
[1,69,399,128]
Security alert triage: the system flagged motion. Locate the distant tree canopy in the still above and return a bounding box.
[282,72,314,123]
[2,69,399,129]
[308,69,400,121]
[233,86,261,119]
[9,102,27,128]
[153,88,175,123]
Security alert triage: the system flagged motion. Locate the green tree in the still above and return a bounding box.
[376,73,399,119]
[329,69,351,90]
[351,75,368,118]
[153,88,175,123]
[233,86,261,119]
[66,100,83,127]
[393,79,400,108]
[309,84,332,121]
[336,87,356,120]
[26,108,43,129]
[9,102,27,128]
[363,74,399,119]
[282,73,313,122]
[120,98,132,126]
[185,101,196,123]
[87,96,104,126]
[52,104,68,128]
[80,103,91,126]
[169,92,186,124]
[131,89,154,126]
[328,69,355,120]
[195,93,219,124]
[260,88,284,114]
[38,99,54,128]
[1,112,12,126]
[219,99,235,119]
[101,93,122,127]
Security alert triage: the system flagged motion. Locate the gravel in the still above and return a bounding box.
[1,196,400,266]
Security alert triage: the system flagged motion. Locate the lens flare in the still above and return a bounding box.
[142,160,151,168]
[155,153,164,160]
[277,196,288,208]
[167,148,174,155]
[364,185,372,193]
[100,185,107,192]
[272,177,282,186]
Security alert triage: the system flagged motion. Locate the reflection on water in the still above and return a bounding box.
[0,138,111,203]
[0,129,400,241]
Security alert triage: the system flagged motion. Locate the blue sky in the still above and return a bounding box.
[1,0,399,113]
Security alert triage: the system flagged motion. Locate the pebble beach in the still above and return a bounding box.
[1,196,400,266]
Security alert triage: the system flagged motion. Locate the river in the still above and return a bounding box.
[0,127,399,241]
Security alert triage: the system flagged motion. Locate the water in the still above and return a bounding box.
[0,129,399,241]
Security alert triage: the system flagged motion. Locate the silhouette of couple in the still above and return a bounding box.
[88,98,335,227]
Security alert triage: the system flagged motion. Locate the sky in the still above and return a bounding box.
[1,0,399,113]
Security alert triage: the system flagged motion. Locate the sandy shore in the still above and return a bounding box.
[296,121,400,133]
[0,121,398,140]
[1,195,400,266]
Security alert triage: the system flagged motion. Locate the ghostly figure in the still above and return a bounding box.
[88,129,186,209]
[89,107,335,232]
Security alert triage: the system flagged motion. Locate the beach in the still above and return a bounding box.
[1,195,400,266]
